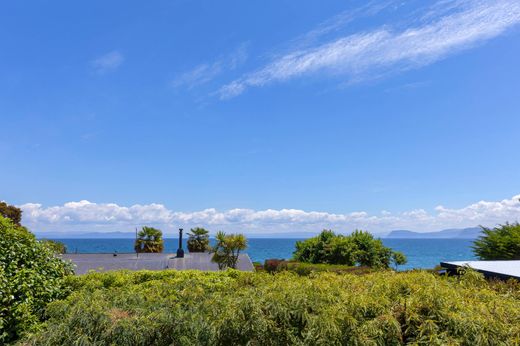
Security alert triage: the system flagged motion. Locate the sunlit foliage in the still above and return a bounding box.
[21,269,520,345]
[187,227,210,252]
[0,216,73,344]
[473,222,520,260]
[294,230,407,269]
[134,226,164,253]
[41,239,67,254]
[211,231,247,269]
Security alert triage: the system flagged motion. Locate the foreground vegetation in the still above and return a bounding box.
[0,216,73,344]
[2,199,520,345]
[21,269,520,345]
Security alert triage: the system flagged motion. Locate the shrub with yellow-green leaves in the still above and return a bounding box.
[21,269,520,345]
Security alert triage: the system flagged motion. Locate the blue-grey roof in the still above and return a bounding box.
[62,252,254,275]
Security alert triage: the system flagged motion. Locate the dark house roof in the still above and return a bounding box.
[62,252,254,275]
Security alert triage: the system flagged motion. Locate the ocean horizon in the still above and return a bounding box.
[49,238,476,270]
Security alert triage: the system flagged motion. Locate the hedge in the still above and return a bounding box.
[21,269,520,345]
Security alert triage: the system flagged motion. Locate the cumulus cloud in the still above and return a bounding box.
[91,51,124,74]
[18,195,520,235]
[218,0,520,98]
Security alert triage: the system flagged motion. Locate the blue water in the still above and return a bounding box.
[52,238,476,270]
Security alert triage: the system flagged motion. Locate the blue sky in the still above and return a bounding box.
[1,0,520,234]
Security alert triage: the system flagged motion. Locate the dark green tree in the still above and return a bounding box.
[0,215,73,343]
[473,222,520,260]
[0,201,22,225]
[134,226,164,253]
[211,231,247,269]
[392,251,407,270]
[293,230,407,269]
[187,227,210,252]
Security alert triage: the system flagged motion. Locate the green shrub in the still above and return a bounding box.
[187,227,210,252]
[21,269,520,345]
[40,239,67,254]
[284,262,374,276]
[134,226,164,253]
[264,259,286,273]
[293,230,407,268]
[473,222,520,260]
[264,259,374,276]
[0,216,73,344]
[252,262,264,271]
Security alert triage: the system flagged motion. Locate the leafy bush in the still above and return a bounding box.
[21,269,520,345]
[264,259,374,276]
[264,258,286,273]
[473,222,520,260]
[211,231,247,269]
[293,230,407,268]
[283,262,374,276]
[187,227,210,252]
[0,216,73,344]
[41,239,67,254]
[134,226,164,253]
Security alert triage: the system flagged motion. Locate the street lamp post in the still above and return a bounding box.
[176,228,184,258]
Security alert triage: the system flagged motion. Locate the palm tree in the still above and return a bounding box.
[134,226,164,253]
[210,231,247,269]
[187,227,210,252]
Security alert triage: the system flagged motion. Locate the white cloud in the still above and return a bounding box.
[91,51,124,74]
[172,63,223,89]
[172,43,249,89]
[18,195,520,235]
[218,0,520,98]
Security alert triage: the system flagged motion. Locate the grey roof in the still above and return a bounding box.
[441,260,520,280]
[62,252,254,275]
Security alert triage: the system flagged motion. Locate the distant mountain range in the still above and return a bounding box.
[384,227,482,239]
[35,227,483,239]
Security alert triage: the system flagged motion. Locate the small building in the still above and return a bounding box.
[62,252,254,275]
[440,260,520,280]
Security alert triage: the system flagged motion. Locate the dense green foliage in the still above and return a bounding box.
[21,269,520,345]
[473,222,520,260]
[264,259,374,276]
[293,230,407,269]
[187,227,210,252]
[0,201,22,226]
[0,216,73,344]
[134,226,164,253]
[41,239,67,254]
[211,231,247,269]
